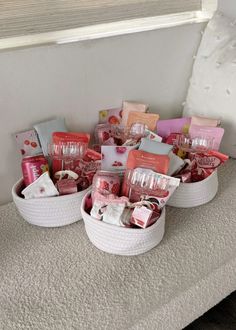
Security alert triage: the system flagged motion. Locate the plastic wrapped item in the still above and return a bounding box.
[113,123,146,145]
[48,141,88,177]
[127,112,159,131]
[94,124,115,145]
[92,171,121,199]
[174,134,215,153]
[189,125,224,151]
[122,101,148,126]
[122,168,180,207]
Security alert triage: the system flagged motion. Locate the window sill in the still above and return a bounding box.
[0,10,214,51]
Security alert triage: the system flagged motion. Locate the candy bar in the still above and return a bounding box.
[21,172,59,200]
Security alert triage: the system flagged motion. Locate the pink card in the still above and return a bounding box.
[99,108,122,125]
[101,145,138,172]
[157,117,191,141]
[15,129,42,157]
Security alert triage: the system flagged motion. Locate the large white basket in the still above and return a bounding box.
[12,178,91,227]
[81,192,166,256]
[167,170,218,208]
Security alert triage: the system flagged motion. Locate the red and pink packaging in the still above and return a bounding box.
[157,117,191,141]
[51,132,90,175]
[130,206,159,229]
[126,150,170,174]
[189,125,224,151]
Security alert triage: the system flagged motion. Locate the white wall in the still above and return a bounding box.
[0,23,205,204]
[218,0,236,18]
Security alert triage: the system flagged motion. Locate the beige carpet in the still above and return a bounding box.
[0,160,236,330]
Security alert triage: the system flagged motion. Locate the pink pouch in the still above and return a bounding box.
[191,115,221,127]
[156,117,191,141]
[189,125,225,151]
[122,101,148,126]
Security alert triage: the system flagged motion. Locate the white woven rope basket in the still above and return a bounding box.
[167,170,218,208]
[81,192,166,256]
[12,178,91,227]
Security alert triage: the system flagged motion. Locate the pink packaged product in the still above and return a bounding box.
[157,117,191,141]
[15,129,42,157]
[189,125,225,151]
[191,115,221,127]
[99,108,122,125]
[92,170,121,199]
[101,145,138,172]
[122,168,180,208]
[130,206,159,229]
[122,101,149,126]
[126,150,170,174]
[94,124,115,145]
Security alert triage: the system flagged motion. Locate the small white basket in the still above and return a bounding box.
[81,192,166,256]
[167,170,218,208]
[12,178,91,227]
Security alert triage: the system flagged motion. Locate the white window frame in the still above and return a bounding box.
[0,0,218,51]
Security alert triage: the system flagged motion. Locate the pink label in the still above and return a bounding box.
[195,155,221,169]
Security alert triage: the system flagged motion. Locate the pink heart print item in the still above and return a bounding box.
[101,145,138,171]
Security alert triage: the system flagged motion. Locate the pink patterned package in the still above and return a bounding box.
[189,125,225,151]
[101,145,138,172]
[99,108,122,125]
[15,129,42,157]
[156,117,191,141]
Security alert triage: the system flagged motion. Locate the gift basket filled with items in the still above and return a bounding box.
[12,101,228,255]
